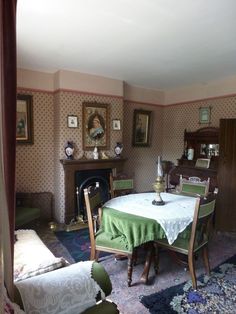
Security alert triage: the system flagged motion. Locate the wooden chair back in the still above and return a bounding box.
[84,185,103,258]
[179,175,210,197]
[189,195,216,253]
[154,194,216,289]
[110,173,134,198]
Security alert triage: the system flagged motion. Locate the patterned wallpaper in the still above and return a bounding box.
[16,89,123,222]
[16,89,236,223]
[16,90,54,193]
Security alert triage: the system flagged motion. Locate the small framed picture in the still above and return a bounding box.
[67,115,78,128]
[16,94,33,144]
[112,119,121,130]
[199,107,211,124]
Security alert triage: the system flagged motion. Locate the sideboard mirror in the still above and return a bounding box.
[179,127,219,169]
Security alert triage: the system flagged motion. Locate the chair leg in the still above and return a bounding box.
[95,250,100,261]
[127,254,134,287]
[202,246,210,275]
[188,253,197,290]
[90,248,100,261]
[153,242,159,275]
[133,249,138,266]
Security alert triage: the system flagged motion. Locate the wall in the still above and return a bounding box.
[16,68,236,223]
[162,95,236,164]
[16,89,54,194]
[53,90,123,222]
[17,69,124,223]
[123,84,164,192]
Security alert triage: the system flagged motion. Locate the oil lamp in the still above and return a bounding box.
[152,156,165,205]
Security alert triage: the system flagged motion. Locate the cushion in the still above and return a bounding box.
[15,206,40,227]
[14,229,68,282]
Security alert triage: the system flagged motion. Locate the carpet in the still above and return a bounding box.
[55,228,110,262]
[140,254,236,314]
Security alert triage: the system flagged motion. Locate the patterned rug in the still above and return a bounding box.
[54,228,91,262]
[140,254,236,314]
[55,228,110,262]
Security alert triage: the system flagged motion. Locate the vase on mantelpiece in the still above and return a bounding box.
[93,146,99,160]
[114,142,123,158]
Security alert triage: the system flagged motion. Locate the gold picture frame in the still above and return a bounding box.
[16,94,33,144]
[132,109,151,147]
[82,102,110,150]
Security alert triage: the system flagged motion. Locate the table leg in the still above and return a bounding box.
[140,242,153,284]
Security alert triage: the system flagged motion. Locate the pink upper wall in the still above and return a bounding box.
[164,75,236,105]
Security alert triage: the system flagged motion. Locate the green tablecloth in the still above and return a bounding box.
[97,207,166,251]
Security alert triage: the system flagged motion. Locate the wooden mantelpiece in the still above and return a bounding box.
[60,158,127,224]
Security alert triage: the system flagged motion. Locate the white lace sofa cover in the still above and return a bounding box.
[14,230,105,314]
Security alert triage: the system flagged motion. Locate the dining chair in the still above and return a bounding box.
[179,175,210,197]
[109,172,134,198]
[154,194,216,290]
[83,184,138,286]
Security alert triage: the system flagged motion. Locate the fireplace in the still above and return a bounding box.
[60,158,127,224]
[75,168,111,220]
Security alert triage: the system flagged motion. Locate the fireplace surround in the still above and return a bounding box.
[60,158,127,224]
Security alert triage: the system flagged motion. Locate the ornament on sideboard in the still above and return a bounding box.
[65,141,74,160]
[114,142,123,158]
[187,148,194,160]
[93,146,99,160]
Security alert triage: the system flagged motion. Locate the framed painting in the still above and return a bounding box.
[195,158,210,169]
[67,115,78,128]
[132,109,151,147]
[199,106,211,124]
[16,94,33,144]
[82,102,110,149]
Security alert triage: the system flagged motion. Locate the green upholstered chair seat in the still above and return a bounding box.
[15,207,40,227]
[96,231,131,253]
[156,235,208,254]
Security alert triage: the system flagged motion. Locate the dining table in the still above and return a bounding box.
[101,192,197,283]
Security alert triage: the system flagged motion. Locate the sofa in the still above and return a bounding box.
[14,230,119,314]
[15,192,54,228]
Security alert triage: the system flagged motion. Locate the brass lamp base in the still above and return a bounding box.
[153,176,165,206]
[152,198,165,206]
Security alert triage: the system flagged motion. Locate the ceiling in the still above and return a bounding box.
[17,0,236,90]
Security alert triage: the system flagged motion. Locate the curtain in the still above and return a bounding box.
[0,0,17,302]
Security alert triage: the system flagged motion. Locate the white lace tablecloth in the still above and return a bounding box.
[104,192,197,244]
